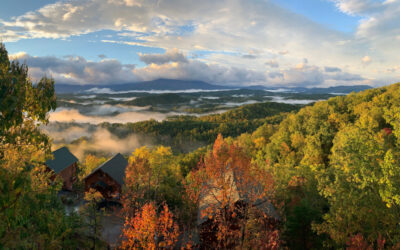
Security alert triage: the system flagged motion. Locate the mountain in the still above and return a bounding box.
[289,85,372,94]
[55,79,232,93]
[55,78,372,94]
[244,85,372,94]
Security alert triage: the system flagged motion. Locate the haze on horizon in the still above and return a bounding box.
[1,0,399,88]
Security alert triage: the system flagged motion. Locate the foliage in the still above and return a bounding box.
[121,202,179,249]
[79,188,107,249]
[123,146,178,215]
[102,102,298,152]
[0,144,89,249]
[79,154,107,180]
[0,43,56,151]
[0,42,92,249]
[260,83,400,247]
[185,134,279,249]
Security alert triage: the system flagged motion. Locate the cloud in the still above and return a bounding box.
[9,52,138,84]
[362,55,371,65]
[11,50,266,86]
[278,50,289,55]
[330,0,382,15]
[139,48,188,65]
[3,0,399,87]
[326,71,364,81]
[265,60,279,68]
[133,58,266,85]
[386,65,400,73]
[11,50,372,87]
[325,66,342,72]
[242,54,258,59]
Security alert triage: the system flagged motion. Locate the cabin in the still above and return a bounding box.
[84,153,128,200]
[45,146,78,191]
[197,169,280,248]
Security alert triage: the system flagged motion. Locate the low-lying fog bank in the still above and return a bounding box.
[43,123,154,160]
[49,108,172,124]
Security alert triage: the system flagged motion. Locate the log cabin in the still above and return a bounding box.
[84,153,128,200]
[197,168,280,248]
[45,146,78,191]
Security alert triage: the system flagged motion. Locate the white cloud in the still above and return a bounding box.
[10,51,266,85]
[9,52,138,84]
[330,0,382,15]
[10,49,376,87]
[139,48,188,65]
[265,60,279,68]
[362,55,372,65]
[2,0,400,86]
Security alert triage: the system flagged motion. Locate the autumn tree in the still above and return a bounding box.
[122,146,178,216]
[121,202,179,249]
[79,154,107,180]
[186,134,279,249]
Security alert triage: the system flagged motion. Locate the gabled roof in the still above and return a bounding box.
[85,153,128,186]
[45,147,78,174]
[197,168,280,225]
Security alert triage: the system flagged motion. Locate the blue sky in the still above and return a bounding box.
[1,0,399,86]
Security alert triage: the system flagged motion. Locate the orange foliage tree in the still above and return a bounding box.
[121,202,179,249]
[185,134,279,249]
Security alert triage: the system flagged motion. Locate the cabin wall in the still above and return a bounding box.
[59,162,77,191]
[85,170,121,200]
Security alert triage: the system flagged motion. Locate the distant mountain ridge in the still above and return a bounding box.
[55,79,232,93]
[55,78,372,94]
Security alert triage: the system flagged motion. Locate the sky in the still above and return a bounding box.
[1,0,399,87]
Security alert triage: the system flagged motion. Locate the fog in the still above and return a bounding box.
[264,96,319,105]
[223,100,259,107]
[49,108,180,124]
[44,123,153,160]
[86,87,237,94]
[65,128,151,160]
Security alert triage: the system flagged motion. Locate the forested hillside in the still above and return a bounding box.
[101,101,300,151]
[111,82,400,249]
[2,40,400,249]
[258,83,400,248]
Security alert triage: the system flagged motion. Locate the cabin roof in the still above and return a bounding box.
[197,168,280,225]
[45,147,78,174]
[86,153,128,186]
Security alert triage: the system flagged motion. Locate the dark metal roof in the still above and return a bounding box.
[45,147,78,174]
[86,153,128,186]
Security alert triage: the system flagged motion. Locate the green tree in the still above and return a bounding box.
[0,43,89,249]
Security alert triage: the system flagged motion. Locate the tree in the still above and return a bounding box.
[0,43,88,249]
[314,126,400,245]
[122,146,175,216]
[186,134,279,249]
[121,202,179,249]
[79,154,107,180]
[80,188,107,249]
[0,43,56,152]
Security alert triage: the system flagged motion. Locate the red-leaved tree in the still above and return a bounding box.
[121,202,179,249]
[185,134,280,249]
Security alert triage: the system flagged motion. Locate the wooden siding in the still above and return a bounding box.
[45,163,77,191]
[84,170,122,200]
[58,162,77,191]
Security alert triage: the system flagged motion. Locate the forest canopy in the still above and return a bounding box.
[1,40,400,249]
